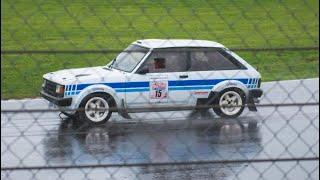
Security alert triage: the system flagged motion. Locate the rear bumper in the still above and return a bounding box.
[40,90,72,106]
[249,88,263,98]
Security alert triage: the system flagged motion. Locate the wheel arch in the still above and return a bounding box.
[72,84,121,110]
[204,80,248,105]
[211,80,249,97]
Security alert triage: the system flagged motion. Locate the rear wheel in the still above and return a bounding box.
[78,93,113,124]
[213,88,245,118]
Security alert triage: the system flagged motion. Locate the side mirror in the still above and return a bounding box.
[137,66,149,75]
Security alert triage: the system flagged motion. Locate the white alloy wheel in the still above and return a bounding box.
[219,91,243,116]
[84,97,109,122]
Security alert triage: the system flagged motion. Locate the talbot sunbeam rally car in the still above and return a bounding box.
[41,39,263,124]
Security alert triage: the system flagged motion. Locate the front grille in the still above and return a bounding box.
[43,79,63,97]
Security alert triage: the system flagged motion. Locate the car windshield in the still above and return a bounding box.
[110,44,149,72]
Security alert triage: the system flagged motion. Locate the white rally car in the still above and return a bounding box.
[41,39,263,124]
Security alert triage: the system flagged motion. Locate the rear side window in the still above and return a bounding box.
[189,48,245,71]
[141,49,188,73]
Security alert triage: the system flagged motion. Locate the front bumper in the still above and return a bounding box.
[247,88,263,111]
[40,90,72,106]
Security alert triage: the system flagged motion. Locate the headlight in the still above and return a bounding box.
[56,84,65,94]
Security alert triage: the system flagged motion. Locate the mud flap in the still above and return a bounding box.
[247,96,257,111]
[205,92,219,107]
[247,89,263,112]
[117,99,132,119]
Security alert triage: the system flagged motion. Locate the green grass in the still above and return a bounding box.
[1,0,319,99]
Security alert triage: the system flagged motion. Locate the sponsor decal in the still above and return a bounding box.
[194,91,209,95]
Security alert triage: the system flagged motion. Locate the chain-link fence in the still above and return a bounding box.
[1,0,319,179]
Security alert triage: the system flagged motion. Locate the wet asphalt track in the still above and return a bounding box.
[1,78,319,180]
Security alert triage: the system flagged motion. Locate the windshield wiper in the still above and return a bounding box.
[102,59,116,70]
[109,58,116,68]
[103,66,111,70]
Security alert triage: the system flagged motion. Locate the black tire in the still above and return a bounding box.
[78,93,113,125]
[212,88,245,118]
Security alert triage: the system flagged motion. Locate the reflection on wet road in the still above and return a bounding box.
[43,115,261,166]
[40,114,261,179]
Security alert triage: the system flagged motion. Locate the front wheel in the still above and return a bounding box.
[213,89,245,118]
[78,93,113,124]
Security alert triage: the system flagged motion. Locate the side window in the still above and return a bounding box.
[140,50,188,73]
[189,49,243,71]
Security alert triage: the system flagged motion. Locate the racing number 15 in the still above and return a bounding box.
[155,90,162,97]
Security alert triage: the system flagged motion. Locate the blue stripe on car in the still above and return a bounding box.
[169,85,213,91]
[67,78,253,95]
[76,78,249,90]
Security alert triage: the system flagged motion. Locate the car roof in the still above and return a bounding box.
[132,39,225,49]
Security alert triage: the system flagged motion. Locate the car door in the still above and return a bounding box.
[125,48,192,108]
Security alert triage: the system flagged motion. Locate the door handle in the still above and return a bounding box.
[179,75,188,79]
